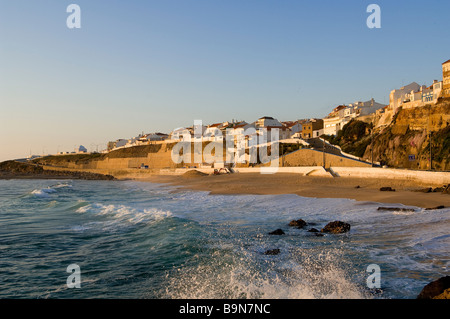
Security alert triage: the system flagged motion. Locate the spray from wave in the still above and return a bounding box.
[163,242,370,299]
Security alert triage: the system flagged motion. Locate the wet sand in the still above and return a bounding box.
[141,173,450,209]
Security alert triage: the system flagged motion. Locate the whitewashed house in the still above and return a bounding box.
[389,82,421,112]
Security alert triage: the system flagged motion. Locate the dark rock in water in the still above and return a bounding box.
[321,221,351,234]
[380,187,395,192]
[355,185,361,189]
[315,233,325,237]
[264,249,281,255]
[377,207,415,212]
[417,276,450,299]
[307,228,319,232]
[289,219,307,228]
[413,187,432,193]
[268,229,285,235]
[425,205,445,210]
[432,187,444,193]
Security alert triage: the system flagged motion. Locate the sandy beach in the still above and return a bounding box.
[142,172,450,209]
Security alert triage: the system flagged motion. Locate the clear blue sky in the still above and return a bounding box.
[1,0,449,161]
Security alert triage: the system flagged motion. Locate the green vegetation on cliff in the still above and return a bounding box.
[322,119,372,158]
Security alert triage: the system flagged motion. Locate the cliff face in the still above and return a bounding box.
[365,99,450,170]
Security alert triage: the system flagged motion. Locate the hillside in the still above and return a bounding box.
[0,160,115,180]
[368,99,450,170]
[323,99,450,170]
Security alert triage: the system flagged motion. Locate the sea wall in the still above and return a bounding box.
[234,166,331,176]
[331,167,450,186]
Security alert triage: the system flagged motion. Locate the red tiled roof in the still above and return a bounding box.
[442,59,450,65]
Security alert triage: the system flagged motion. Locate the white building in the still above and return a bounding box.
[398,80,443,110]
[115,139,128,148]
[323,116,351,136]
[170,127,193,141]
[254,116,291,140]
[349,98,387,116]
[255,116,283,129]
[389,82,421,112]
[282,121,303,138]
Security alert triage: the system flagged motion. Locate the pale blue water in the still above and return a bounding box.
[0,179,449,299]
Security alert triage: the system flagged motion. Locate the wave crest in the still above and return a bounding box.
[76,203,173,225]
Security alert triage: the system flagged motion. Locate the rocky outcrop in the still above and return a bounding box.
[268,229,285,235]
[321,221,351,234]
[425,205,445,210]
[366,101,450,170]
[412,185,450,195]
[264,249,281,255]
[0,161,115,180]
[434,288,450,299]
[417,276,450,299]
[288,219,307,228]
[377,207,415,212]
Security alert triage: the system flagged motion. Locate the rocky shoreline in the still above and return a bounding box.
[0,160,115,181]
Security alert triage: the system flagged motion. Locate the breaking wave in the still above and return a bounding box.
[163,245,369,299]
[31,187,57,197]
[76,203,173,226]
[30,182,72,198]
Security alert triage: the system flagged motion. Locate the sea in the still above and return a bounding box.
[0,179,449,299]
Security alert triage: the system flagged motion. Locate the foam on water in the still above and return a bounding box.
[30,182,73,198]
[163,244,369,299]
[31,187,57,197]
[75,203,173,227]
[1,179,449,299]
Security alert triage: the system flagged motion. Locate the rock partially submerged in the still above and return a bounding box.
[264,249,281,255]
[288,219,307,228]
[425,205,446,210]
[321,221,351,234]
[417,276,450,299]
[380,187,395,192]
[377,207,415,212]
[268,229,285,235]
[413,185,450,194]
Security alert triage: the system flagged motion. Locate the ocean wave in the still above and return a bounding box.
[31,188,57,197]
[75,203,173,226]
[163,244,369,299]
[51,183,73,189]
[30,182,72,198]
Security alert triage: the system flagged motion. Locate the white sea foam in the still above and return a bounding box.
[75,203,173,226]
[51,183,73,189]
[31,187,57,197]
[30,183,72,198]
[164,246,369,299]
